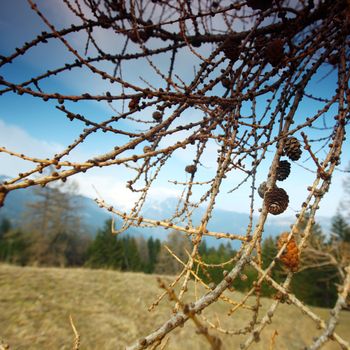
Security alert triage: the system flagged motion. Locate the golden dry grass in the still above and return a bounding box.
[0,264,349,350]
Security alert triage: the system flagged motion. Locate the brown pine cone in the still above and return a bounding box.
[284,137,302,161]
[265,187,289,215]
[128,97,140,110]
[277,232,299,271]
[221,78,231,89]
[98,14,113,29]
[222,37,241,61]
[143,146,152,153]
[276,160,291,181]
[185,165,196,174]
[265,39,285,67]
[152,111,162,121]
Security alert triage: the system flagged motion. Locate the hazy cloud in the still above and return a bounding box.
[0,119,62,177]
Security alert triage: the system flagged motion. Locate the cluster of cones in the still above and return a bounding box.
[259,137,302,215]
[260,136,303,271]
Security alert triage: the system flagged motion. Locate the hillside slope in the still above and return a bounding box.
[0,265,349,349]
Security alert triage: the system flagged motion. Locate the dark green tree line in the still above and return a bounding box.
[1,203,349,308]
[85,219,162,273]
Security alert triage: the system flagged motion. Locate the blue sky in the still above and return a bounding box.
[0,1,349,220]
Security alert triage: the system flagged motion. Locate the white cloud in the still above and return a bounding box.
[0,119,182,211]
[75,170,182,211]
[0,119,63,177]
[74,171,139,210]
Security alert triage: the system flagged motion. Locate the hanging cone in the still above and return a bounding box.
[284,137,302,161]
[98,14,113,29]
[185,165,196,174]
[152,111,162,121]
[143,146,152,153]
[265,39,284,67]
[221,78,231,89]
[277,232,299,271]
[222,37,241,62]
[128,97,140,110]
[276,160,291,181]
[265,187,289,215]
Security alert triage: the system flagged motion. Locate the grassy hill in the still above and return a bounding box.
[0,264,349,349]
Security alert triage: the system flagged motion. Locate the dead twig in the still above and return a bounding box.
[69,314,80,350]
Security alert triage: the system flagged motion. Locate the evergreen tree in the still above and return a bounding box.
[225,242,233,256]
[0,229,28,265]
[330,212,350,284]
[85,221,145,272]
[196,242,235,286]
[217,243,227,260]
[331,212,350,243]
[146,237,161,273]
[261,236,277,269]
[260,235,285,295]
[291,268,338,307]
[297,212,325,248]
[0,217,12,259]
[0,217,11,238]
[154,238,161,258]
[85,220,123,269]
[121,236,142,271]
[198,240,208,256]
[135,236,149,272]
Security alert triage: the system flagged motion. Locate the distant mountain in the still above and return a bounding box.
[0,176,176,239]
[0,175,110,235]
[140,197,332,247]
[0,175,332,246]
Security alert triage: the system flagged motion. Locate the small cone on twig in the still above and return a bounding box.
[129,97,140,110]
[283,137,302,161]
[277,232,299,271]
[222,37,241,62]
[152,111,162,121]
[276,160,291,181]
[143,146,152,153]
[265,187,289,215]
[265,39,285,67]
[221,78,231,89]
[98,14,113,29]
[185,165,196,174]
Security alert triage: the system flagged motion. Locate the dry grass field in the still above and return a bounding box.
[0,264,349,350]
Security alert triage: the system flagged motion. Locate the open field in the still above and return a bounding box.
[0,264,349,349]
